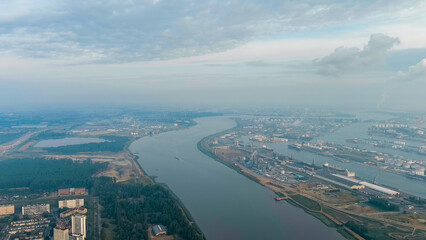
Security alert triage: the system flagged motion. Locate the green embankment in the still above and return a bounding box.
[290,194,322,211]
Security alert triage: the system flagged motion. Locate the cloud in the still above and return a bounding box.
[0,0,54,23]
[394,59,426,81]
[0,0,423,63]
[244,61,277,67]
[313,33,400,75]
[386,48,426,71]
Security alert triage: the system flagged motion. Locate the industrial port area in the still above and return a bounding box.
[198,113,426,240]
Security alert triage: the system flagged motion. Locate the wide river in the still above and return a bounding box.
[130,116,344,240]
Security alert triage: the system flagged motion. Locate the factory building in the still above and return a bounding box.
[332,174,399,196]
[0,204,14,216]
[414,169,425,176]
[22,204,50,216]
[59,199,84,209]
[350,185,365,190]
[345,170,355,178]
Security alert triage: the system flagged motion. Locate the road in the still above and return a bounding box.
[0,130,45,157]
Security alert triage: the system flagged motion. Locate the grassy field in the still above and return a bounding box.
[291,194,322,211]
[367,225,411,240]
[100,218,116,240]
[309,211,339,227]
[337,228,358,240]
[384,213,426,226]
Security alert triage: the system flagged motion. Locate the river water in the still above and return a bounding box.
[130,116,344,240]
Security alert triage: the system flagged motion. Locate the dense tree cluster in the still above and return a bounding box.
[93,178,205,240]
[368,198,400,211]
[32,130,68,140]
[130,111,219,124]
[0,132,25,144]
[44,136,130,154]
[0,158,107,191]
[345,221,371,240]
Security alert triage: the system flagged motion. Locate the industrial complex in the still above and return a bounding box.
[332,174,399,196]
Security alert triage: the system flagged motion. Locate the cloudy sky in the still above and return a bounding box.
[1,0,425,111]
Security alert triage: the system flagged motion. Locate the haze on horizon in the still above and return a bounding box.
[0,0,425,111]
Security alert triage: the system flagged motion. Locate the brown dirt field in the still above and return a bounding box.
[17,141,35,151]
[95,169,120,180]
[215,148,245,161]
[44,152,144,182]
[239,167,294,198]
[339,203,378,214]
[384,213,426,227]
[307,190,360,204]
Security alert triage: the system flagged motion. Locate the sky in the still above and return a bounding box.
[0,0,425,111]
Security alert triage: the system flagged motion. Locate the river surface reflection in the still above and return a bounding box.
[130,116,344,240]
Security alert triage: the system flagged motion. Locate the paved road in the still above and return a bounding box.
[0,130,45,157]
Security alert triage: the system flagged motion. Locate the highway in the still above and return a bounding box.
[0,130,46,157]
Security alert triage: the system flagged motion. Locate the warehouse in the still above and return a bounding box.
[152,224,167,236]
[332,174,399,196]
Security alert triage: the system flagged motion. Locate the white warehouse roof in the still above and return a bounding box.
[332,174,399,195]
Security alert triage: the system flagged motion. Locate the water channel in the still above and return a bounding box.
[130,116,344,240]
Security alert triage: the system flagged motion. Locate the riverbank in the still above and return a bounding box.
[91,120,199,182]
[129,116,362,240]
[115,122,206,239]
[196,122,425,240]
[196,130,353,238]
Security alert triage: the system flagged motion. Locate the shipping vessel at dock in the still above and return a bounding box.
[288,143,302,150]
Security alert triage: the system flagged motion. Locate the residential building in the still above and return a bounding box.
[22,204,50,216]
[8,218,50,238]
[71,214,86,239]
[54,227,69,240]
[60,207,87,218]
[0,204,14,216]
[59,199,84,209]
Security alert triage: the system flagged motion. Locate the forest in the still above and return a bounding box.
[0,132,26,144]
[43,136,130,154]
[0,158,107,192]
[345,221,371,240]
[368,198,400,211]
[93,177,205,240]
